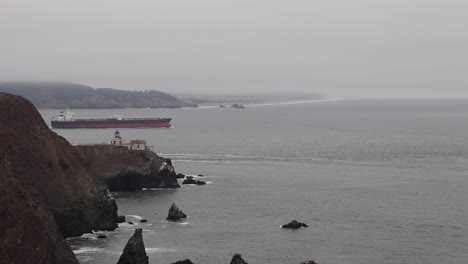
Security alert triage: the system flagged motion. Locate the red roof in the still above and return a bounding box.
[130,140,146,145]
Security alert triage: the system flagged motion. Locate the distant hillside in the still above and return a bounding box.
[0,82,197,109]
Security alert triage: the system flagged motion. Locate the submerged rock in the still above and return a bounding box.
[117,228,149,264]
[166,203,187,221]
[281,220,309,229]
[230,254,248,264]
[172,260,195,264]
[182,177,206,185]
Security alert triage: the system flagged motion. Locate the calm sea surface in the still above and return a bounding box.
[39,99,468,264]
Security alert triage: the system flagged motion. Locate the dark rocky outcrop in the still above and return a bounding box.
[140,219,148,223]
[167,203,187,221]
[230,254,248,264]
[176,173,186,179]
[182,177,206,185]
[281,220,309,229]
[230,104,245,109]
[299,261,318,264]
[0,164,79,264]
[172,260,195,264]
[77,145,180,191]
[97,234,107,239]
[0,93,120,239]
[117,228,149,264]
[117,215,126,223]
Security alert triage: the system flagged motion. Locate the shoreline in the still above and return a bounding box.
[197,97,344,108]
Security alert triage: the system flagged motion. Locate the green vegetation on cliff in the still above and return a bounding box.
[0,82,197,109]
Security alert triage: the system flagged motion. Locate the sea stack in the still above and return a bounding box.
[166,203,187,221]
[230,254,248,264]
[281,220,309,229]
[117,228,149,264]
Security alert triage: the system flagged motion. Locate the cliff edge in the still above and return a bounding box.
[0,92,120,240]
[77,145,180,191]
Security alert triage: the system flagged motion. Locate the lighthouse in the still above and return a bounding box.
[111,130,124,145]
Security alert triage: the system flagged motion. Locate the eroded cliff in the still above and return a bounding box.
[77,145,180,191]
[0,92,120,239]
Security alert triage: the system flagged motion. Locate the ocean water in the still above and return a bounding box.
[39,99,468,264]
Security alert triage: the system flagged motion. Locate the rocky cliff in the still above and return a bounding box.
[0,162,79,264]
[0,93,120,241]
[77,145,180,191]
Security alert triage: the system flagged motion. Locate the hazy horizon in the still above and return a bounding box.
[1,0,467,99]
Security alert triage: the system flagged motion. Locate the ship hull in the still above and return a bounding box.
[51,118,172,129]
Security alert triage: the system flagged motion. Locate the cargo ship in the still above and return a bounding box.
[51,111,172,128]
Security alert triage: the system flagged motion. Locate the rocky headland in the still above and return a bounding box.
[0,82,197,109]
[0,92,122,262]
[0,92,318,263]
[76,145,180,191]
[0,93,121,236]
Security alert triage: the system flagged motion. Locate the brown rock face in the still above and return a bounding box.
[0,92,119,238]
[117,228,149,264]
[0,162,79,264]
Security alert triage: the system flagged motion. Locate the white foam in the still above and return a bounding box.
[185,174,205,178]
[119,222,139,227]
[73,247,104,254]
[80,233,97,240]
[246,98,344,107]
[127,215,143,220]
[145,247,177,252]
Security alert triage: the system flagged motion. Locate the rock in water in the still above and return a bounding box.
[117,215,126,223]
[182,177,206,185]
[176,173,186,179]
[230,254,248,264]
[299,261,318,264]
[281,220,309,229]
[172,260,195,264]
[117,228,148,264]
[166,203,187,221]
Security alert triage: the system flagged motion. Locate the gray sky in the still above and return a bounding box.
[1,0,467,98]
